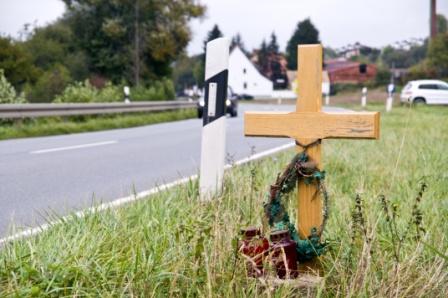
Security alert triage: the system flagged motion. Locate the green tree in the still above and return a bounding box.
[437,14,447,35]
[25,64,72,102]
[428,33,448,77]
[172,54,202,93]
[286,19,320,69]
[22,21,89,81]
[0,37,38,90]
[267,32,279,54]
[231,33,247,54]
[203,24,223,52]
[63,0,204,85]
[197,24,223,87]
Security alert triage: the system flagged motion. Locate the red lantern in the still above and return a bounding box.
[269,230,298,279]
[239,227,270,277]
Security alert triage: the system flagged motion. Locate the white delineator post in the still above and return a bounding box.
[199,37,230,200]
[386,83,394,112]
[361,87,367,108]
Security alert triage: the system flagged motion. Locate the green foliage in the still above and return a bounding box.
[375,68,392,86]
[0,69,26,103]
[203,24,223,52]
[172,54,202,92]
[131,79,175,101]
[231,33,247,54]
[437,14,447,35]
[381,42,427,69]
[54,80,123,103]
[0,37,38,90]
[406,61,437,81]
[267,32,279,54]
[25,64,72,103]
[428,33,448,77]
[53,81,97,103]
[286,18,320,69]
[62,0,204,84]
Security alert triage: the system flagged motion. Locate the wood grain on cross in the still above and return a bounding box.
[244,44,380,247]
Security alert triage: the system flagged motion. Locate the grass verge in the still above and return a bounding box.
[0,108,196,140]
[0,105,447,296]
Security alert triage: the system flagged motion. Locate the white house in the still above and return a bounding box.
[228,46,273,97]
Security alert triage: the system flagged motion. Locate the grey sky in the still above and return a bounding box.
[1,0,447,55]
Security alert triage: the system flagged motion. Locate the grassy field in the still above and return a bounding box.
[0,105,447,297]
[0,109,196,140]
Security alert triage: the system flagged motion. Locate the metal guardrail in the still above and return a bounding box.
[0,101,196,119]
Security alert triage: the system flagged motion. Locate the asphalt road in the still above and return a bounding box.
[0,103,344,237]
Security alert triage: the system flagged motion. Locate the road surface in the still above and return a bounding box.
[0,103,344,237]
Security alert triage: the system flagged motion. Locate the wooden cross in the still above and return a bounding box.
[244,44,380,267]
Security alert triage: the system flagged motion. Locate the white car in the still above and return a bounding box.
[400,80,448,105]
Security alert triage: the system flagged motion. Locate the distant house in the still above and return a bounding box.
[325,59,377,84]
[251,51,289,90]
[228,46,273,97]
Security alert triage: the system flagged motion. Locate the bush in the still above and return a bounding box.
[54,80,123,103]
[374,68,391,86]
[406,61,437,81]
[131,78,175,101]
[95,82,122,102]
[0,69,26,104]
[54,80,97,103]
[25,64,72,102]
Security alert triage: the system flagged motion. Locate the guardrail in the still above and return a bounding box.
[0,101,197,119]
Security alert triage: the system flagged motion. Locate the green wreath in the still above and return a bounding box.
[264,149,329,262]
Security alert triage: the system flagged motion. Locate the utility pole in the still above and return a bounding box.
[134,0,140,86]
[430,0,437,39]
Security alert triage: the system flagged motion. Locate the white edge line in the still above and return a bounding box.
[0,142,294,246]
[30,141,118,154]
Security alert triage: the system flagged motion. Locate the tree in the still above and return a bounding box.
[25,64,72,102]
[286,19,320,69]
[203,24,223,52]
[231,33,247,54]
[21,20,89,81]
[0,37,38,90]
[428,33,448,77]
[62,0,204,85]
[197,24,223,87]
[437,14,447,35]
[267,32,279,54]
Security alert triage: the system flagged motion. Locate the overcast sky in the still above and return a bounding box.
[1,0,448,55]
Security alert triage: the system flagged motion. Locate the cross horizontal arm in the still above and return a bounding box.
[244,111,380,140]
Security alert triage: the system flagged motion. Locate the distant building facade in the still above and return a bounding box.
[228,46,273,97]
[325,59,377,84]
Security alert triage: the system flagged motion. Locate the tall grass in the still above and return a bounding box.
[0,105,447,296]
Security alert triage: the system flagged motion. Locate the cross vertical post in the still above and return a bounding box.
[296,45,323,241]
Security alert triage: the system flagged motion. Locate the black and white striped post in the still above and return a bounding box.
[199,37,230,200]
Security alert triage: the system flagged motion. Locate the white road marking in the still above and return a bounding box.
[30,141,118,154]
[1,142,294,246]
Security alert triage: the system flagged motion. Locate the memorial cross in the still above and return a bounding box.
[244,44,380,261]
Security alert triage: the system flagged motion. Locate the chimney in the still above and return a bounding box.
[430,0,437,39]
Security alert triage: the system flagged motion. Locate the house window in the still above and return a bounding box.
[359,64,367,74]
[243,82,247,89]
[243,68,247,74]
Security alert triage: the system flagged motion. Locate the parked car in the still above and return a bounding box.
[236,93,254,100]
[197,86,238,118]
[400,80,448,105]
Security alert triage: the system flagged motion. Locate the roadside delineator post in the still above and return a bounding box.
[386,83,394,112]
[361,87,367,109]
[199,37,230,200]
